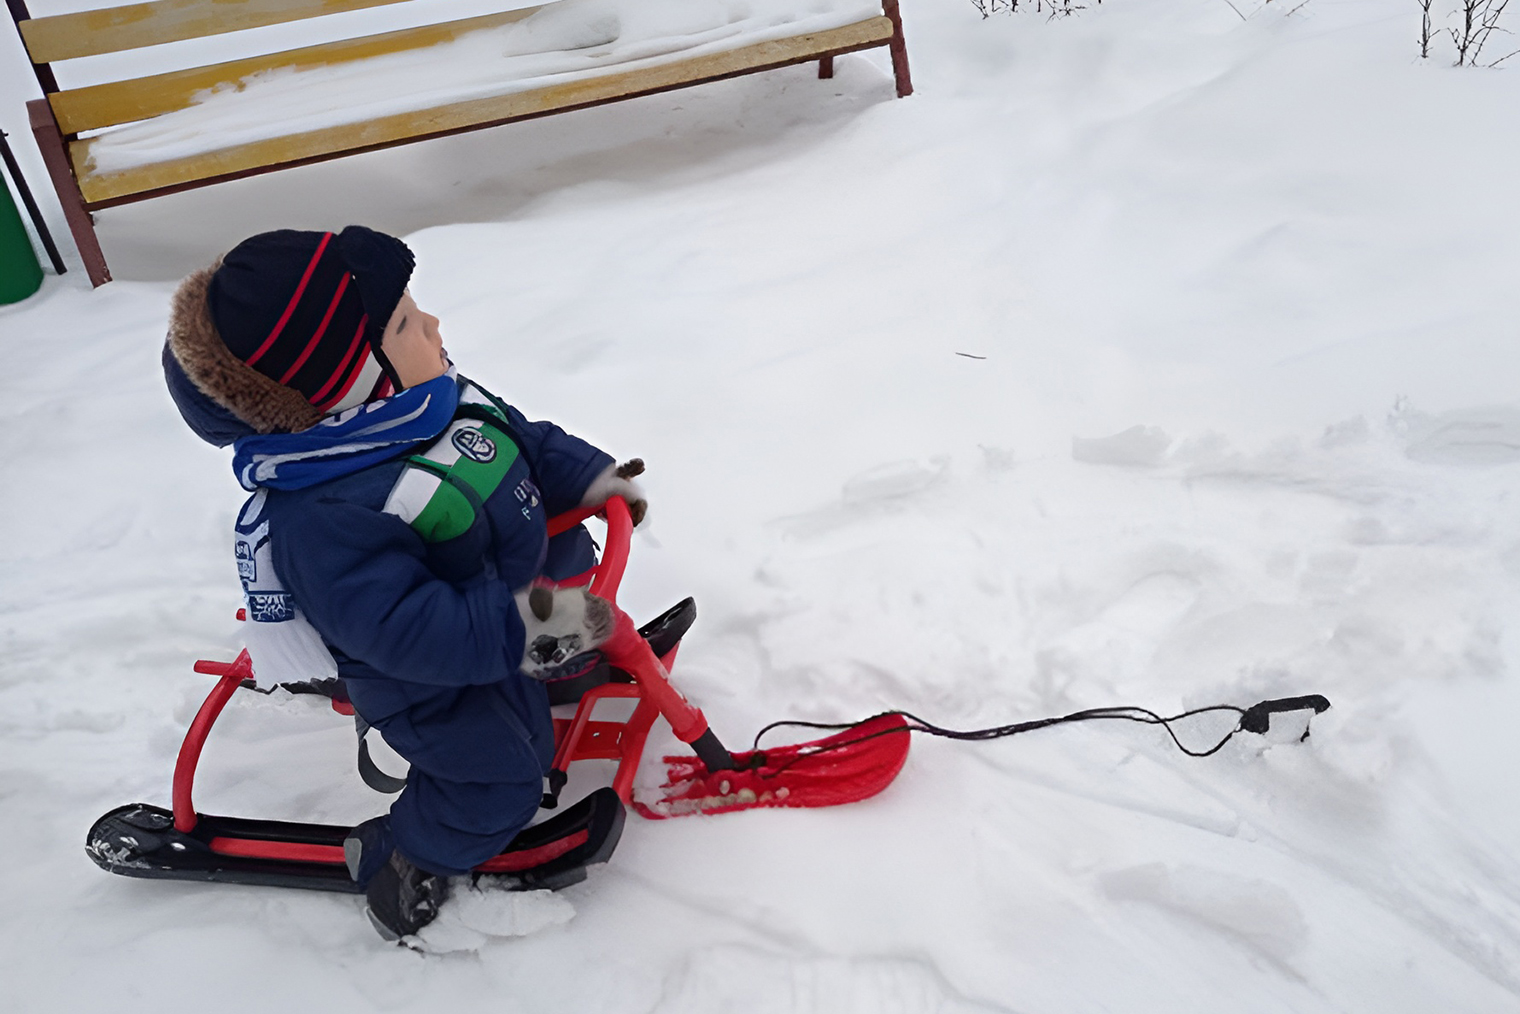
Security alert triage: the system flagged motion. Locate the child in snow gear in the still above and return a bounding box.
[161,226,645,939]
[104,226,955,942]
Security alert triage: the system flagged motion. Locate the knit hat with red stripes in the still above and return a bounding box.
[164,226,416,442]
[211,226,413,407]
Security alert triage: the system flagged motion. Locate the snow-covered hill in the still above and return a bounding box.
[3,1,1519,1010]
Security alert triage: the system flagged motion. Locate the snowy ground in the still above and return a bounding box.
[4,0,1520,1010]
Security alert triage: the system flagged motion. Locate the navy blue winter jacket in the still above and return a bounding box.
[166,350,611,750]
[263,399,611,722]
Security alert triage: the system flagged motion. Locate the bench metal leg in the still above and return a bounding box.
[818,55,834,79]
[882,0,913,98]
[27,98,110,286]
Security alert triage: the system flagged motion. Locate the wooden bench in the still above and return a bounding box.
[8,0,912,286]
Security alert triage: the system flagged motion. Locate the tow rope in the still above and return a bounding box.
[745,694,1332,775]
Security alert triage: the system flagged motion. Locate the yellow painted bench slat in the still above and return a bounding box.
[20,0,419,63]
[73,17,895,205]
[49,5,548,135]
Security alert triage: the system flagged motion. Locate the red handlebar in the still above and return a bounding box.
[546,497,630,601]
[589,497,631,602]
[551,497,719,754]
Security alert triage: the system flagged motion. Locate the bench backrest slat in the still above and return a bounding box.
[20,0,417,63]
[50,5,546,135]
[72,16,897,206]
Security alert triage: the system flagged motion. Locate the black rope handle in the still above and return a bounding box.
[749,694,1332,776]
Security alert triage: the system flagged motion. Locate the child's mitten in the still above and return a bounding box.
[515,584,615,678]
[581,458,648,526]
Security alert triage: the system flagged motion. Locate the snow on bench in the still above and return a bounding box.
[11,0,912,285]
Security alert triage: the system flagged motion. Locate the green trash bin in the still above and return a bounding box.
[0,167,44,304]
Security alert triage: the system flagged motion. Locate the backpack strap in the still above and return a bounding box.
[354,716,407,794]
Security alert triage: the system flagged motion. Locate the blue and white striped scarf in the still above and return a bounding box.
[230,370,459,491]
[230,369,461,686]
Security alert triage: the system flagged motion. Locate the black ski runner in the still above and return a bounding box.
[86,786,625,893]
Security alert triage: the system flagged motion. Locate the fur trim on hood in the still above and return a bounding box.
[165,265,323,436]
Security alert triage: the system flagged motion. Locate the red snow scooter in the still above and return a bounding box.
[86,496,913,894]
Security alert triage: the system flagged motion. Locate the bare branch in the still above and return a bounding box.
[1444,0,1510,65]
[1471,0,1511,63]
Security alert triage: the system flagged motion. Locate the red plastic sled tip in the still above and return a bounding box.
[632,713,911,819]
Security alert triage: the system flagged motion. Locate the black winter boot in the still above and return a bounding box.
[362,849,450,942]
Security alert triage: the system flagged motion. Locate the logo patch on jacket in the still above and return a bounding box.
[246,591,296,623]
[451,426,497,463]
[235,540,256,581]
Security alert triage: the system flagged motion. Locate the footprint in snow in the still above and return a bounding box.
[408,886,574,953]
[1072,426,1174,469]
[1099,862,1307,968]
[1398,405,1520,466]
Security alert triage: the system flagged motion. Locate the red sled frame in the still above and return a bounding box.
[170,498,727,874]
[150,496,909,885]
